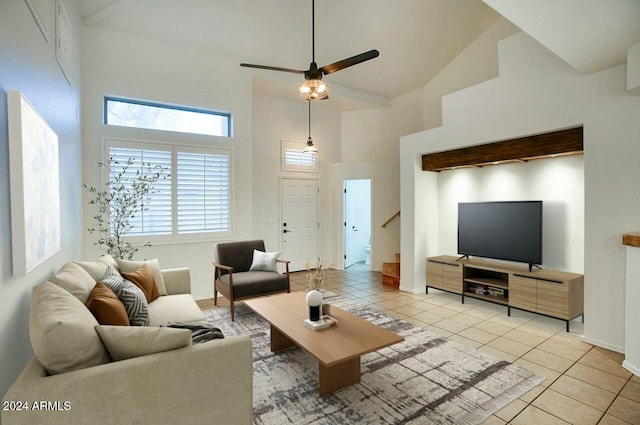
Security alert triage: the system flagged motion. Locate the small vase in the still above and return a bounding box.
[306,289,322,321]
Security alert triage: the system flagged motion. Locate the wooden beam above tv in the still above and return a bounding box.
[421,127,583,172]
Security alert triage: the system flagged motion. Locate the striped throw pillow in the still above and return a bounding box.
[100,266,149,326]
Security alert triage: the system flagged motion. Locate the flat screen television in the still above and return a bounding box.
[458,201,542,271]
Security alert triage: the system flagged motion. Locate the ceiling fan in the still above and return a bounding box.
[240,0,379,100]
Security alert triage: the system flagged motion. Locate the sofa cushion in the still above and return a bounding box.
[95,325,191,361]
[75,255,119,281]
[30,282,111,375]
[147,294,206,327]
[101,266,149,326]
[117,258,168,296]
[50,262,96,304]
[86,282,130,326]
[121,264,160,303]
[218,271,289,299]
[249,249,280,272]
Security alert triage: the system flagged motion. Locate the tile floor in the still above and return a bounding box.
[197,265,640,425]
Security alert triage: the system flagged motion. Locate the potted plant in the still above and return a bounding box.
[83,157,169,260]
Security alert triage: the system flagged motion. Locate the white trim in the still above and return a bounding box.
[100,136,234,243]
[337,175,376,271]
[622,360,640,376]
[342,177,375,271]
[580,335,625,354]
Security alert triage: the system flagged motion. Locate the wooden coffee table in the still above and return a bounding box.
[244,292,404,396]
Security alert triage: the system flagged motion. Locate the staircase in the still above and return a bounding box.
[382,253,400,288]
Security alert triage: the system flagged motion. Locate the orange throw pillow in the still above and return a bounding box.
[121,264,160,303]
[86,282,130,326]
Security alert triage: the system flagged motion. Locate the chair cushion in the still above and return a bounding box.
[147,294,206,327]
[215,240,266,274]
[30,282,111,375]
[218,271,289,299]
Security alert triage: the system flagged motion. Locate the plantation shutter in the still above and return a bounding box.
[285,148,316,167]
[177,150,231,235]
[281,141,318,172]
[107,146,172,236]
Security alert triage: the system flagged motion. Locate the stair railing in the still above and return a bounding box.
[381,211,400,228]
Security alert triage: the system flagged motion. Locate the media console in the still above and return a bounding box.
[426,255,584,332]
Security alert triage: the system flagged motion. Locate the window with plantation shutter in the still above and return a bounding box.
[177,150,230,235]
[281,141,318,172]
[108,145,173,236]
[105,139,232,241]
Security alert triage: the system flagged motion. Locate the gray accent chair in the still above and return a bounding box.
[213,240,290,320]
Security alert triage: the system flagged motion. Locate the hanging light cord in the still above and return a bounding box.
[311,0,315,63]
[308,100,311,139]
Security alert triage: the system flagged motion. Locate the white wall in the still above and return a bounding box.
[330,161,401,271]
[251,95,342,264]
[334,89,424,269]
[422,17,520,130]
[81,26,253,300]
[0,0,83,401]
[401,31,640,352]
[81,27,347,297]
[437,156,584,272]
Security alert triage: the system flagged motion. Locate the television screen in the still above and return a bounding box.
[458,201,542,266]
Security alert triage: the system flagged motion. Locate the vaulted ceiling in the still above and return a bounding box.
[76,0,640,110]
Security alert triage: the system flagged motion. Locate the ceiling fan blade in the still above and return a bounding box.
[240,63,305,75]
[319,49,379,75]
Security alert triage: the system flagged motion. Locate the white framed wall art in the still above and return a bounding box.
[7,90,61,275]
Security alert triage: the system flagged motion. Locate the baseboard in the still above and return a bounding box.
[580,335,625,354]
[622,360,640,376]
[398,284,423,294]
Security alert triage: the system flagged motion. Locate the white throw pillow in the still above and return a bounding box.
[75,255,119,281]
[95,325,192,361]
[30,282,111,375]
[50,262,97,304]
[116,258,167,296]
[249,249,280,272]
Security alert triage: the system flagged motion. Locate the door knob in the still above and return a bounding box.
[283,229,288,233]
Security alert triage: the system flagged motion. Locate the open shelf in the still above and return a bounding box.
[463,277,508,289]
[463,292,509,305]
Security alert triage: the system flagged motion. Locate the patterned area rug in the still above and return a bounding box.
[203,293,544,425]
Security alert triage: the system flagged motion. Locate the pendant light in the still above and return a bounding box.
[303,100,318,154]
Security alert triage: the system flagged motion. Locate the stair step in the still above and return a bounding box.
[382,262,400,288]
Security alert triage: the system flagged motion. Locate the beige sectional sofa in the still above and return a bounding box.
[2,256,253,425]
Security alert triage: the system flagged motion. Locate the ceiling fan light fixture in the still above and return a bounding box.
[297,79,329,100]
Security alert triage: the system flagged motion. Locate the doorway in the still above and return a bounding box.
[343,179,372,270]
[281,177,319,272]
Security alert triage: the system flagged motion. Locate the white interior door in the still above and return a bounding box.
[343,181,356,268]
[281,178,319,272]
